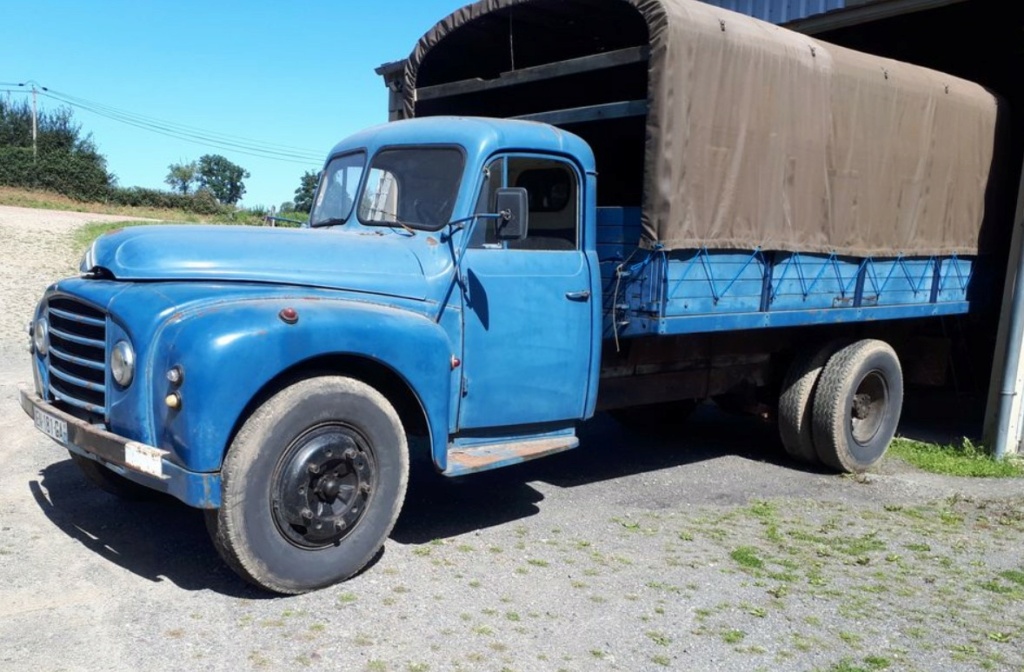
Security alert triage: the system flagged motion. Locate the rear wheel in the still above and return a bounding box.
[206,376,409,594]
[69,451,154,500]
[812,340,903,473]
[777,340,846,464]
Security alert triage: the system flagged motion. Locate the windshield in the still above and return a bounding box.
[310,151,365,227]
[358,147,464,231]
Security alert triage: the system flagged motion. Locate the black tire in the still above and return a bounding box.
[609,399,699,431]
[777,340,846,464]
[69,451,154,500]
[812,340,903,473]
[206,376,409,594]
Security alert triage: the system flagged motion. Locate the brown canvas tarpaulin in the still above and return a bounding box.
[405,0,1001,257]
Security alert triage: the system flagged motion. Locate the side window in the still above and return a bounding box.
[509,157,577,250]
[471,156,579,250]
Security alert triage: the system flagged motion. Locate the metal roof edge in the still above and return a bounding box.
[785,0,969,34]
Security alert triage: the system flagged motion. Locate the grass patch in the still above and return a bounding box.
[0,186,284,252]
[0,185,275,224]
[888,438,1024,478]
[730,546,765,570]
[1000,569,1024,586]
[722,629,746,644]
[646,631,672,646]
[825,657,891,672]
[73,220,163,251]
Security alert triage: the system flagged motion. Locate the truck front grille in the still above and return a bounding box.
[46,297,106,414]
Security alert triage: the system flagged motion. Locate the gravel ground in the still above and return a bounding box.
[0,205,147,359]
[1,206,1023,672]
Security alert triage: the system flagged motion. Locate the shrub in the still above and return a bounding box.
[105,185,227,215]
[0,147,112,201]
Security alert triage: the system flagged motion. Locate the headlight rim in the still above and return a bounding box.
[33,317,49,356]
[110,339,136,388]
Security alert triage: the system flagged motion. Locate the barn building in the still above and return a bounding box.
[378,0,1024,457]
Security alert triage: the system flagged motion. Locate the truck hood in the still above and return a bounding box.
[83,225,433,300]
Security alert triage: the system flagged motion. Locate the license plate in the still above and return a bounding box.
[125,442,164,478]
[34,408,68,445]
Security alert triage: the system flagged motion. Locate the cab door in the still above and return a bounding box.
[457,155,594,430]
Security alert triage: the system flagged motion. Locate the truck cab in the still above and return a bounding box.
[311,117,603,462]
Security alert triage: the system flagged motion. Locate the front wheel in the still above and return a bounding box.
[207,376,409,594]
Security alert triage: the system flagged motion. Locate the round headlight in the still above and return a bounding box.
[33,317,49,356]
[110,340,135,387]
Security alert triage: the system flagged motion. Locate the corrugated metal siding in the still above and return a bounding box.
[700,0,846,24]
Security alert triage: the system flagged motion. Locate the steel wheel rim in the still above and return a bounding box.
[850,370,888,446]
[271,423,376,549]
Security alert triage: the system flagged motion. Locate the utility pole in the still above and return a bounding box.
[31,84,37,161]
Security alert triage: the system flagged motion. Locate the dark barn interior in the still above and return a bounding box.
[411,0,652,208]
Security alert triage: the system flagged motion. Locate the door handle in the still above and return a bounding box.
[565,290,591,301]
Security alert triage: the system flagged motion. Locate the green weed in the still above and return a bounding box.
[731,546,765,570]
[722,629,746,644]
[888,438,1024,477]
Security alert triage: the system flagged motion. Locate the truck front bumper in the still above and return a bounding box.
[19,387,221,508]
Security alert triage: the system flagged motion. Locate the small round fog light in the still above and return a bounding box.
[33,317,49,356]
[110,340,135,387]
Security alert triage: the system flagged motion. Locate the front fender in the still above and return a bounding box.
[149,297,455,473]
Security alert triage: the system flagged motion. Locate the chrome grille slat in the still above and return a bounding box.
[49,386,105,414]
[48,325,104,349]
[45,297,106,414]
[48,306,105,327]
[49,365,105,393]
[49,345,105,371]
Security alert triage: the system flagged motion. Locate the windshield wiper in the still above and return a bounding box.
[387,220,417,236]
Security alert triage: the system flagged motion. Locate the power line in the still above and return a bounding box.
[4,81,325,165]
[46,87,323,157]
[42,92,322,164]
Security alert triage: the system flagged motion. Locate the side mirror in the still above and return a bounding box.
[494,187,529,241]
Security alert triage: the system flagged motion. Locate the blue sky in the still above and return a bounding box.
[2,0,470,208]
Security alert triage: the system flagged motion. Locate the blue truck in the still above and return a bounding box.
[21,0,1005,593]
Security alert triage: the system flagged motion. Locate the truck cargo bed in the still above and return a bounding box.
[598,207,975,339]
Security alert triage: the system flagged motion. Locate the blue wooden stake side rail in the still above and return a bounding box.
[596,207,975,339]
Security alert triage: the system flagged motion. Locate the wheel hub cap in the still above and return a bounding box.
[272,427,374,547]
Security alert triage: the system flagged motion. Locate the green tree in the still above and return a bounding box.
[293,170,319,213]
[0,98,113,200]
[197,154,250,205]
[165,160,198,194]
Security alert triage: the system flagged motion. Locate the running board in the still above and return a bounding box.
[443,435,579,477]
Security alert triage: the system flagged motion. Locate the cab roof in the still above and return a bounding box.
[327,116,596,173]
